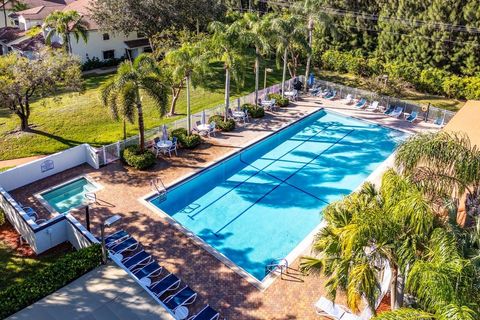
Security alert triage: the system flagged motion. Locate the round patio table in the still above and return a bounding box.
[174,306,189,319]
[197,124,210,132]
[156,140,172,149]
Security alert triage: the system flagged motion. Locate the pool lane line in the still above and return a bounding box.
[186,123,334,220]
[214,129,356,236]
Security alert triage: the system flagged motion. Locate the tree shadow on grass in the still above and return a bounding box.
[28,128,84,148]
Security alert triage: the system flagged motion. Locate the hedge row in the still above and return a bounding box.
[321,49,480,100]
[0,244,102,319]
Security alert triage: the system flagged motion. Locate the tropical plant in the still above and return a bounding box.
[208,18,248,120]
[395,131,480,223]
[43,10,88,53]
[269,12,308,97]
[122,145,156,169]
[232,12,271,105]
[0,52,83,131]
[164,40,210,131]
[99,54,168,152]
[170,128,202,149]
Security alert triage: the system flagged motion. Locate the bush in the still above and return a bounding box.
[0,209,4,226]
[442,75,465,99]
[208,115,236,132]
[81,56,127,71]
[461,77,480,100]
[170,128,202,149]
[417,68,450,95]
[322,50,348,73]
[242,103,265,118]
[268,93,289,107]
[0,244,102,319]
[122,145,156,170]
[383,61,421,84]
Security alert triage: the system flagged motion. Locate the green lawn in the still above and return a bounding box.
[0,60,287,161]
[316,70,465,111]
[0,239,72,290]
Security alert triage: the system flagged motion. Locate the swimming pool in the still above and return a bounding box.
[37,176,100,214]
[148,109,406,283]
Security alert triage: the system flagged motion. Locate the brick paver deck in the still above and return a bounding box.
[10,96,435,319]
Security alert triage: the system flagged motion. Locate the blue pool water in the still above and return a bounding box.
[149,110,406,281]
[41,177,97,214]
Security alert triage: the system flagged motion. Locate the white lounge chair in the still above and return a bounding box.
[366,101,379,112]
[345,94,354,105]
[389,106,403,118]
[315,297,359,320]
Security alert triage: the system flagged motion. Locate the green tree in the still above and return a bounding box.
[395,131,480,223]
[164,41,210,132]
[208,19,247,120]
[269,12,308,97]
[43,10,88,53]
[0,52,83,131]
[232,12,271,105]
[99,54,168,152]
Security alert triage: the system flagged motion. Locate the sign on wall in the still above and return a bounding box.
[40,160,54,173]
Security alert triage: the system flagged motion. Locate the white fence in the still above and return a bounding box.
[0,144,100,192]
[97,78,300,165]
[313,79,456,124]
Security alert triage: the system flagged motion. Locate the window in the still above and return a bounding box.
[102,50,115,60]
[102,33,110,40]
[137,32,145,38]
[143,46,152,53]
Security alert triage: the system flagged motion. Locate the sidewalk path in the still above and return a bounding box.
[0,155,45,169]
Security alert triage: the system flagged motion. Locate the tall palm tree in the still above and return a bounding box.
[43,10,88,53]
[395,131,480,223]
[232,13,271,105]
[99,54,168,152]
[269,12,308,97]
[164,41,210,133]
[208,20,247,120]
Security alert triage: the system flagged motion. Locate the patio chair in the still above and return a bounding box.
[122,250,152,272]
[389,106,404,118]
[148,273,181,297]
[192,121,202,133]
[383,105,394,115]
[17,202,37,218]
[344,94,354,104]
[104,230,129,248]
[187,305,220,320]
[208,121,216,137]
[325,90,337,100]
[434,116,445,127]
[314,297,360,320]
[366,101,379,112]
[166,137,178,157]
[310,86,322,97]
[405,111,418,123]
[162,285,198,313]
[109,236,139,259]
[133,261,164,286]
[354,98,367,109]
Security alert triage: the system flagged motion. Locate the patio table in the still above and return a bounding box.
[156,140,172,149]
[197,124,210,132]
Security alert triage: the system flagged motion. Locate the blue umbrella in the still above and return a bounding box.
[201,110,206,125]
[161,125,168,141]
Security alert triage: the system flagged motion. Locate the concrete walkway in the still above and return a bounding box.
[8,264,173,320]
[0,155,45,170]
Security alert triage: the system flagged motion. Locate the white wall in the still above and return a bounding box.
[0,144,99,192]
[0,9,15,28]
[66,214,99,250]
[18,16,42,31]
[70,30,148,63]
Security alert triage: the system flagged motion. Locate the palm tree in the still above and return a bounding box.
[232,13,271,105]
[269,12,308,97]
[99,54,168,152]
[164,41,210,133]
[395,131,480,223]
[43,10,88,53]
[208,20,247,120]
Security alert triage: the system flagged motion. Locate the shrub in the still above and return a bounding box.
[0,244,102,319]
[322,50,348,73]
[462,77,480,100]
[242,104,264,118]
[81,56,127,71]
[0,209,4,226]
[208,115,236,132]
[442,75,465,99]
[268,93,289,107]
[417,68,450,95]
[170,128,202,149]
[122,145,156,170]
[383,61,421,84]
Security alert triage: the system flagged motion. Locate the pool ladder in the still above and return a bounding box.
[83,186,97,204]
[265,258,289,277]
[151,178,167,202]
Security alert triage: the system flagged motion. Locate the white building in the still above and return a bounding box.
[0,0,150,63]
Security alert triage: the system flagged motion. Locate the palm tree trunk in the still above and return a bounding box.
[390,265,404,310]
[224,67,230,121]
[281,47,288,98]
[254,48,260,106]
[2,0,7,27]
[304,17,314,93]
[135,88,145,152]
[186,75,191,135]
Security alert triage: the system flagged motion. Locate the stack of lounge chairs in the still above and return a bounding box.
[104,230,223,320]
